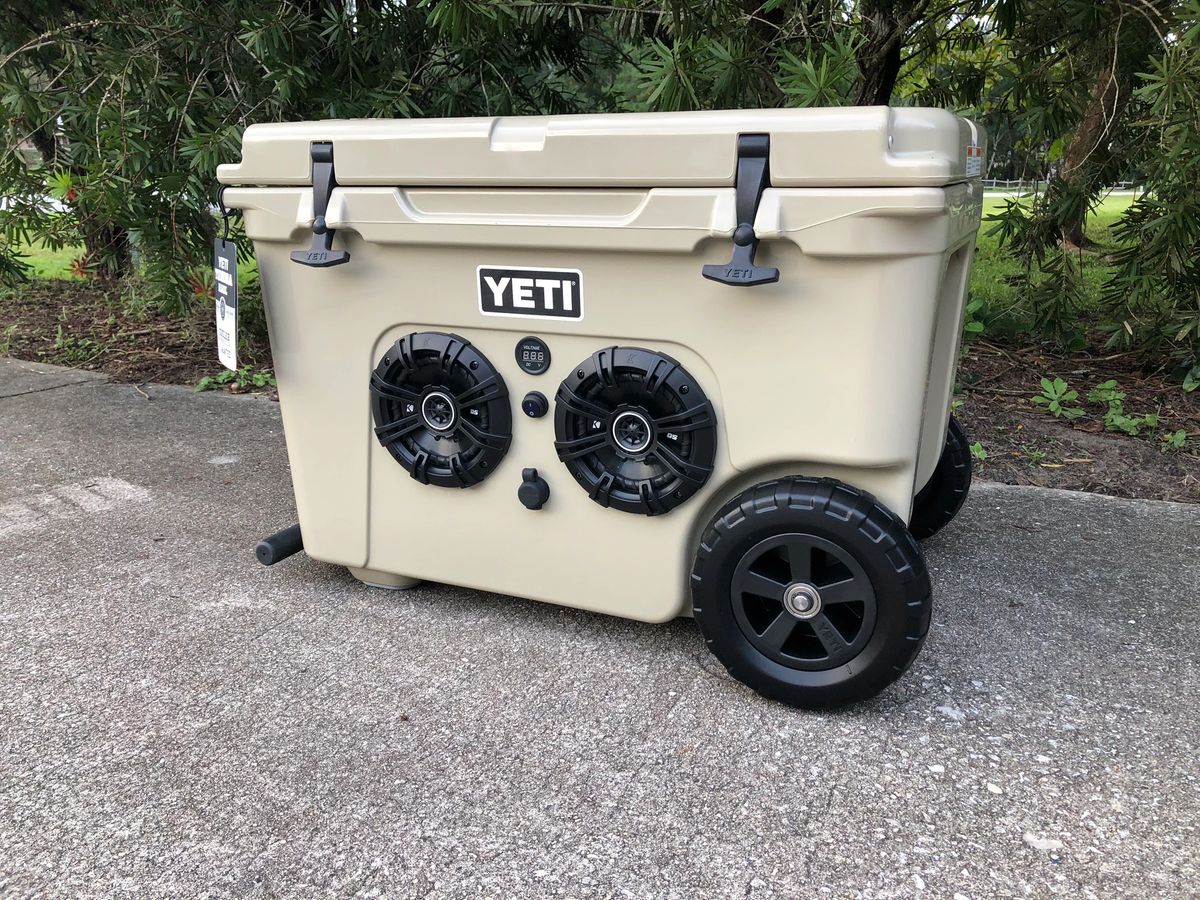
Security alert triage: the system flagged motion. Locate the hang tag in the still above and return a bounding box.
[214,238,238,371]
[965,143,983,177]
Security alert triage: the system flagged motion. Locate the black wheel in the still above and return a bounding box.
[691,477,932,709]
[910,415,972,540]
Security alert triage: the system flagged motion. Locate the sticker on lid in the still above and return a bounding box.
[214,238,238,371]
[965,143,983,177]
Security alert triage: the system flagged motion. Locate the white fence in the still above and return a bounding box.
[982,179,1143,194]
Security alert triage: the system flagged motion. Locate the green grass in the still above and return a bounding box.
[971,193,1134,323]
[14,239,261,283]
[15,240,84,280]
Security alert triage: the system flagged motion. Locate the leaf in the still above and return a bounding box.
[1161,429,1188,450]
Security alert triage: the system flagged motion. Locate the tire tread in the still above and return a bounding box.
[692,476,931,708]
[910,416,972,540]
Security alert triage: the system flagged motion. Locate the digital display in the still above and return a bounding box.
[515,336,551,375]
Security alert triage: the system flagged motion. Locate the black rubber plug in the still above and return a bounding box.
[518,468,550,510]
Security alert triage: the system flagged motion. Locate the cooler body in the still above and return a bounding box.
[219,107,985,624]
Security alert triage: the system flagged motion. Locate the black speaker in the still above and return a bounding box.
[370,332,512,488]
[554,346,716,515]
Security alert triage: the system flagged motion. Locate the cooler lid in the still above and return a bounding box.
[217,107,983,189]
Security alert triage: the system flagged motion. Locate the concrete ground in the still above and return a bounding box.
[1,357,1197,899]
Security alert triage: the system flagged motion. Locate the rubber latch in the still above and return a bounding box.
[701,134,780,287]
[290,143,350,268]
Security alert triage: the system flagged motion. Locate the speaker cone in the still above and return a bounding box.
[370,332,512,487]
[554,346,716,515]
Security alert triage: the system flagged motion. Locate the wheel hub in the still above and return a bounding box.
[783,582,822,619]
[727,532,879,671]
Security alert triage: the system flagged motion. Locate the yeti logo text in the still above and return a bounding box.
[477,266,584,320]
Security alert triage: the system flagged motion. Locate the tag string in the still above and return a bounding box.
[216,185,237,243]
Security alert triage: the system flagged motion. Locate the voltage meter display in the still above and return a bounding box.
[515,336,551,375]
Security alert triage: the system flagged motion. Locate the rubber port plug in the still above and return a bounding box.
[518,468,550,510]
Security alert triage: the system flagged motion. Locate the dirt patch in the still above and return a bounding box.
[3,280,1198,503]
[0,279,268,386]
[957,341,1200,504]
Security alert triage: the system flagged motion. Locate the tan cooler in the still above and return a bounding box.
[218,107,986,708]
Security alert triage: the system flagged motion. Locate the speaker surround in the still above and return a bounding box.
[370,332,512,487]
[554,346,716,515]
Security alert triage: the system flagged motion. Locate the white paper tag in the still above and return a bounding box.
[214,239,238,371]
[965,143,983,177]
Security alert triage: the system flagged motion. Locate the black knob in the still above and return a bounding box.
[518,468,550,510]
[521,391,549,418]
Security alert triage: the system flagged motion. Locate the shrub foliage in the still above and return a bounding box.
[1,1,1197,375]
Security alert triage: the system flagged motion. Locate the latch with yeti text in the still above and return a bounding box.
[291,142,350,268]
[701,134,780,287]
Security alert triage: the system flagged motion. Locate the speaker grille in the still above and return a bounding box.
[370,332,511,488]
[554,347,716,515]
